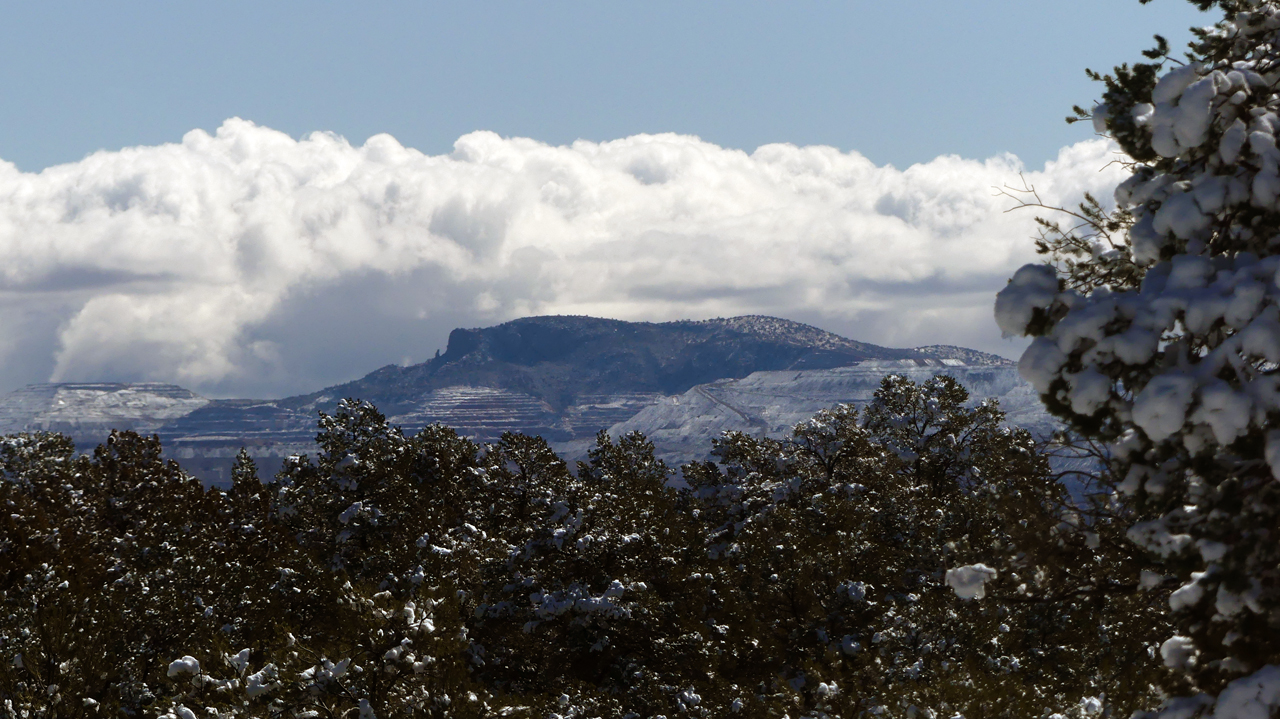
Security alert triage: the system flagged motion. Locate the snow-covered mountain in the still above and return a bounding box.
[0,316,1034,485]
[278,314,1014,420]
[0,383,209,445]
[551,359,1054,466]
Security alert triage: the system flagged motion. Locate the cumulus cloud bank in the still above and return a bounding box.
[0,119,1124,397]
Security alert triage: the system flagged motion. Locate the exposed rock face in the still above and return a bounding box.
[0,316,1027,486]
[392,388,666,442]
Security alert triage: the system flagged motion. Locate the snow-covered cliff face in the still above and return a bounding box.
[0,383,209,445]
[554,359,1055,467]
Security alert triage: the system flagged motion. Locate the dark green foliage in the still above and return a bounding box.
[685,376,1168,718]
[0,377,1167,717]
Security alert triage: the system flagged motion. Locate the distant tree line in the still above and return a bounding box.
[0,375,1175,718]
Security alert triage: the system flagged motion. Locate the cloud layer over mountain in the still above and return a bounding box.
[0,119,1124,397]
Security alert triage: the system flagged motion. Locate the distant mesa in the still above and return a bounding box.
[0,315,1028,486]
[0,382,209,441]
[279,314,1012,419]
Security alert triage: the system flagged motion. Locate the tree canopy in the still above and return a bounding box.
[0,376,1148,718]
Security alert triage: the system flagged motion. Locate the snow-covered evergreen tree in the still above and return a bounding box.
[996,1,1280,714]
[683,376,1164,717]
[3,388,1138,717]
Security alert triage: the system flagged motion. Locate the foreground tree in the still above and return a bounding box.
[684,376,1167,718]
[996,1,1280,714]
[5,377,1127,718]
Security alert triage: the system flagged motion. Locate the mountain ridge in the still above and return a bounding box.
[0,315,1022,485]
[280,314,1013,416]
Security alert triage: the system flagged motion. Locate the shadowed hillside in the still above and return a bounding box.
[279,315,1013,417]
[0,315,1019,485]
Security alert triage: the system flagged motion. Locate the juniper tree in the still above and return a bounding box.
[0,390,1167,718]
[682,376,1161,718]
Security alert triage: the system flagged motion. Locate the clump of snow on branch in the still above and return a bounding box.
[944,564,998,600]
[165,656,200,678]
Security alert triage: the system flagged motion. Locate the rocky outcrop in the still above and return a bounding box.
[394,386,569,441]
[155,400,317,486]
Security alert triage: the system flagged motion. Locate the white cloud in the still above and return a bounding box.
[0,119,1125,397]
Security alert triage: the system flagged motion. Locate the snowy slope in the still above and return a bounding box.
[550,359,1055,467]
[0,317,1029,486]
[0,383,209,445]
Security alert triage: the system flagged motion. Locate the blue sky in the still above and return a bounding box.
[0,2,1218,397]
[2,2,1207,172]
